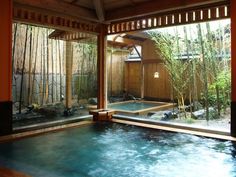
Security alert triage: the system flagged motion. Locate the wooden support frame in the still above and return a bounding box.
[13,0,97,22]
[65,42,73,111]
[13,4,99,34]
[0,0,13,135]
[106,2,230,35]
[97,24,107,109]
[231,0,236,137]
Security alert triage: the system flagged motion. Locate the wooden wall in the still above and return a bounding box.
[143,63,172,100]
[124,61,142,97]
[142,40,172,100]
[106,39,172,100]
[107,50,129,96]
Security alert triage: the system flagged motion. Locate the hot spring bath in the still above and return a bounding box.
[0,122,236,177]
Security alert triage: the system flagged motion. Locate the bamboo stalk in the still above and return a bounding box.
[12,23,18,104]
[45,29,50,104]
[206,22,221,116]
[51,39,54,103]
[55,39,58,101]
[19,25,29,114]
[31,27,39,104]
[27,26,33,105]
[58,40,63,101]
[12,23,18,76]
[197,23,209,121]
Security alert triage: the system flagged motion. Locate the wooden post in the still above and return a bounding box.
[0,0,12,135]
[231,0,236,136]
[65,42,73,111]
[97,24,107,109]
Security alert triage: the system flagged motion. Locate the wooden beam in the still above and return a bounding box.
[97,24,107,109]
[231,0,236,136]
[107,35,143,46]
[105,0,228,22]
[13,4,99,34]
[0,1,12,102]
[65,42,73,110]
[142,59,163,64]
[0,0,12,135]
[93,0,105,22]
[13,0,98,22]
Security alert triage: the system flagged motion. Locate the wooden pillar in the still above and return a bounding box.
[231,0,236,136]
[0,0,12,135]
[65,42,73,110]
[97,24,107,109]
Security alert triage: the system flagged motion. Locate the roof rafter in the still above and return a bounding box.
[93,0,105,22]
[13,0,99,22]
[105,0,228,22]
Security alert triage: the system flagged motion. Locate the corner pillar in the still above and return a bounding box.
[0,0,12,135]
[97,25,107,109]
[64,41,73,115]
[231,0,236,136]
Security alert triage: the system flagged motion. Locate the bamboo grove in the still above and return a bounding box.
[149,20,231,120]
[12,23,97,116]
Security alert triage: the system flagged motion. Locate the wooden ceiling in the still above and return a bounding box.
[13,0,229,23]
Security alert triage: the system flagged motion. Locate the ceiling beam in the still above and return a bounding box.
[13,0,99,22]
[105,0,228,22]
[107,35,143,46]
[93,0,105,22]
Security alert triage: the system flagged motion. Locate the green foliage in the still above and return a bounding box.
[185,117,195,124]
[148,31,191,114]
[207,70,231,112]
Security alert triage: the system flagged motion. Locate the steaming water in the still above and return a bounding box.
[0,123,235,177]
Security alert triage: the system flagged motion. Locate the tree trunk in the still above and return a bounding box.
[55,40,58,101]
[31,28,39,104]
[12,23,18,76]
[27,27,33,105]
[58,40,63,101]
[12,23,18,104]
[197,24,209,121]
[183,26,193,115]
[206,22,221,116]
[51,39,54,103]
[19,25,29,114]
[45,29,50,104]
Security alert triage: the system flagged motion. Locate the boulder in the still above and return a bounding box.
[192,107,215,119]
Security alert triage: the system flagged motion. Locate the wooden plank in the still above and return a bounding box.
[65,42,73,109]
[0,0,12,102]
[97,24,107,109]
[13,5,99,34]
[13,0,98,22]
[231,0,236,136]
[93,0,105,22]
[106,1,230,34]
[106,0,227,21]
[143,58,164,64]
[111,119,236,141]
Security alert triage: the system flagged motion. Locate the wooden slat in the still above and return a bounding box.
[13,0,97,22]
[106,2,230,35]
[13,5,99,34]
[106,0,228,22]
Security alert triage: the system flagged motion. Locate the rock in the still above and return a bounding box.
[150,111,165,120]
[163,111,172,120]
[88,98,97,105]
[192,107,215,119]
